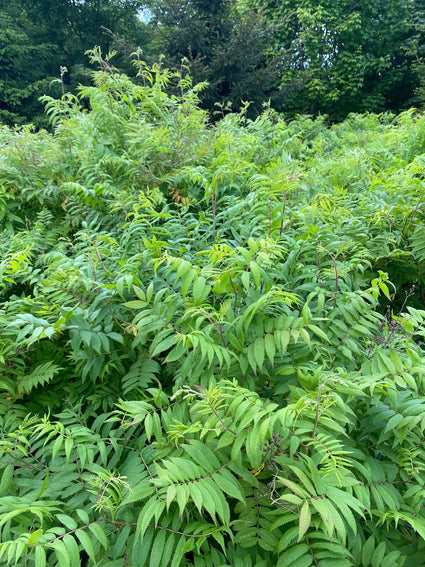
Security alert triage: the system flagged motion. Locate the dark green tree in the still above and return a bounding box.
[21,0,147,69]
[145,0,283,115]
[0,1,61,126]
[407,0,425,106]
[251,0,416,119]
[0,0,149,126]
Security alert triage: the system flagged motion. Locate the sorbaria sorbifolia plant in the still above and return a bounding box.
[1,50,425,566]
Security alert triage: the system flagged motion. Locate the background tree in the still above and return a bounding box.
[145,0,283,116]
[0,1,62,126]
[248,0,417,119]
[2,0,425,125]
[0,0,148,127]
[406,0,425,106]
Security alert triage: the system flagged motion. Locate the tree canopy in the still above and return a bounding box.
[0,0,147,126]
[256,0,416,118]
[1,0,425,123]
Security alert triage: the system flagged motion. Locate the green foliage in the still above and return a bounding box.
[3,0,425,124]
[0,1,62,127]
[145,0,282,115]
[0,0,148,127]
[249,0,417,118]
[2,59,425,565]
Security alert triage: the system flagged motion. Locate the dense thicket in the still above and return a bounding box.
[3,0,425,124]
[1,60,425,566]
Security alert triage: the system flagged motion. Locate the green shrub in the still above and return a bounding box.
[1,57,425,566]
